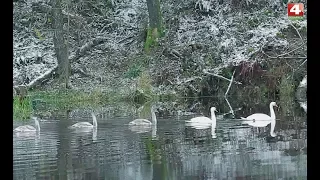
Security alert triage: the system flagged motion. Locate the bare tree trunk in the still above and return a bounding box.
[51,0,70,88]
[145,0,163,52]
[146,0,162,30]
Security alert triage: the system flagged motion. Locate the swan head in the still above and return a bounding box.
[270,102,278,107]
[210,107,217,112]
[151,106,158,113]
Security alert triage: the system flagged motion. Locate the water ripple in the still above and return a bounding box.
[13,114,307,179]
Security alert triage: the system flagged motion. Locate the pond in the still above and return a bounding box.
[13,97,307,180]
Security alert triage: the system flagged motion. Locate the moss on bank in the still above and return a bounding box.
[13,96,33,121]
[14,89,121,120]
[13,85,160,120]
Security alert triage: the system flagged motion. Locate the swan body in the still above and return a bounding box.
[241,113,273,121]
[186,107,217,125]
[188,117,212,124]
[128,119,152,126]
[240,102,278,137]
[14,125,36,132]
[13,117,40,132]
[70,122,93,128]
[129,107,157,126]
[242,119,272,127]
[69,113,97,129]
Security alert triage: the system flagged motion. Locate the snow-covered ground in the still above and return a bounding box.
[13,0,307,91]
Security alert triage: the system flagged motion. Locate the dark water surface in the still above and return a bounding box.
[13,100,307,180]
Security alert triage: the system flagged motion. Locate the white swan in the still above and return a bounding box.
[240,102,278,137]
[69,113,97,129]
[241,102,277,121]
[186,107,217,125]
[186,107,217,139]
[13,117,40,133]
[129,107,157,126]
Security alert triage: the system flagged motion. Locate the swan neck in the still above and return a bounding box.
[211,111,216,125]
[151,111,157,125]
[35,120,40,131]
[270,119,276,136]
[270,104,276,120]
[152,125,157,139]
[92,114,97,127]
[93,128,97,141]
[211,128,216,138]
[211,110,217,138]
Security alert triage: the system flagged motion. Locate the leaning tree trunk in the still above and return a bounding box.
[51,0,70,88]
[145,0,163,52]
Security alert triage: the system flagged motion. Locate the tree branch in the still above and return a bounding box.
[203,69,242,85]
[225,70,236,97]
[289,21,305,44]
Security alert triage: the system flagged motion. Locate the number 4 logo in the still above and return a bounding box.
[288,3,304,18]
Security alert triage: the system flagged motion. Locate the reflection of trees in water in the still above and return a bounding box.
[13,139,41,180]
[35,87,307,123]
[42,94,306,122]
[157,122,307,179]
[56,110,72,180]
[157,96,307,120]
[13,127,59,179]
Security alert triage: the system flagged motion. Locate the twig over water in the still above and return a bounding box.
[225,70,236,97]
[203,69,242,85]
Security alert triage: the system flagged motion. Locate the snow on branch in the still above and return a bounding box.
[27,64,58,89]
[203,69,242,85]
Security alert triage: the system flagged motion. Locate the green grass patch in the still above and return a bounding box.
[13,87,165,119]
[28,89,127,110]
[13,89,128,119]
[13,97,33,121]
